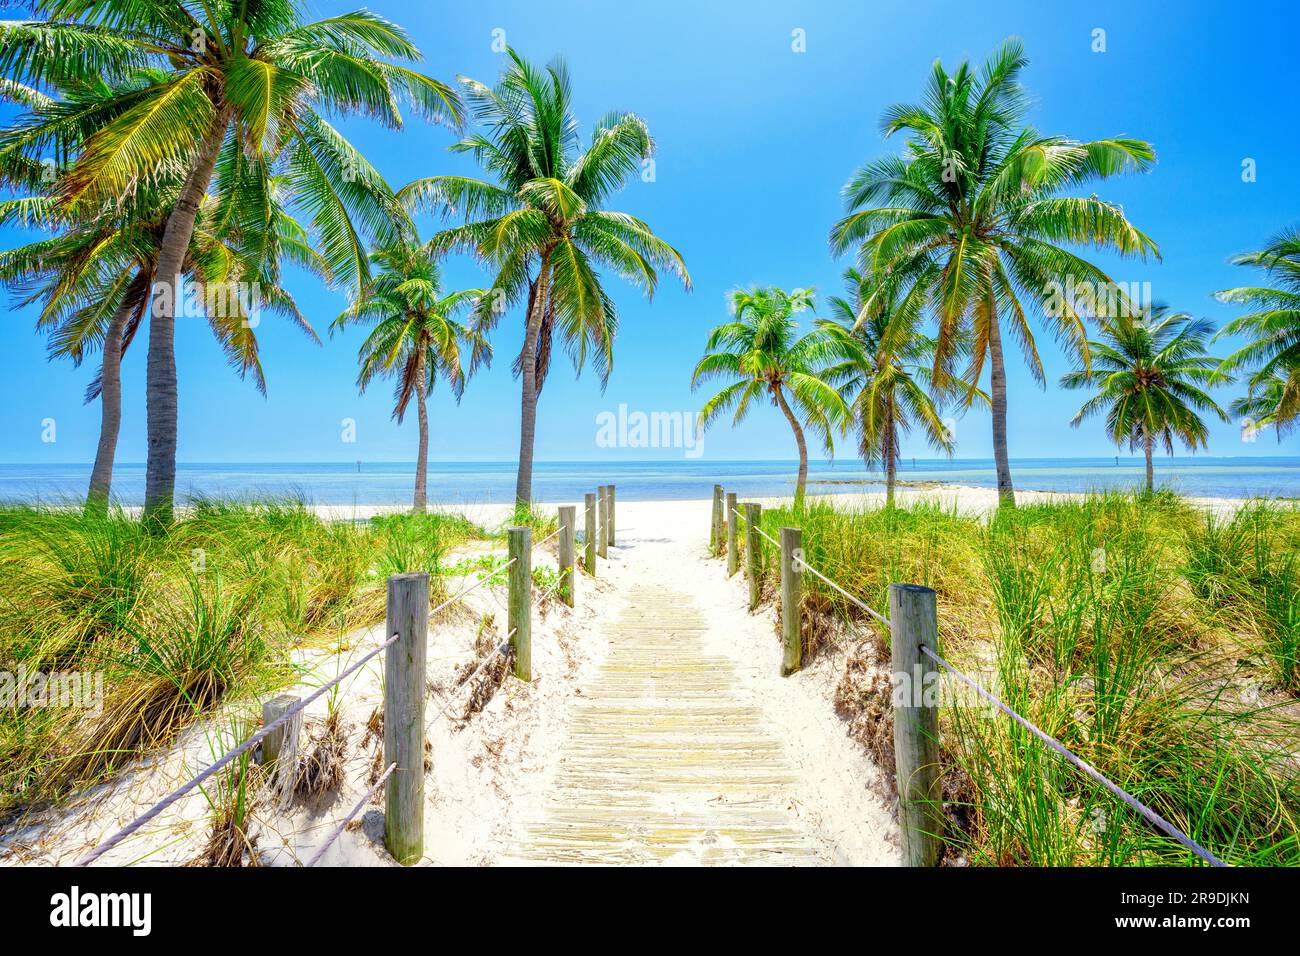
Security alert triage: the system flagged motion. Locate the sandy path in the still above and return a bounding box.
[499,499,899,866]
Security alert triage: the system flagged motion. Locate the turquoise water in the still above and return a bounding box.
[1,457,1297,505]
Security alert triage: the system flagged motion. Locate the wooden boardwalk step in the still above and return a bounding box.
[505,585,825,866]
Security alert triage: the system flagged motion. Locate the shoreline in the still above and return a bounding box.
[4,481,1268,523]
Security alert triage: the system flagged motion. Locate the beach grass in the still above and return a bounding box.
[0,498,492,818]
[752,492,1300,866]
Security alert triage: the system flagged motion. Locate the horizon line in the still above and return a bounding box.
[2,454,1298,468]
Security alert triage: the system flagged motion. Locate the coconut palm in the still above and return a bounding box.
[1061,306,1228,493]
[817,268,969,506]
[692,287,848,507]
[830,37,1159,507]
[0,155,327,510]
[1214,228,1300,433]
[0,2,462,526]
[400,49,690,507]
[333,238,489,512]
[1233,374,1296,444]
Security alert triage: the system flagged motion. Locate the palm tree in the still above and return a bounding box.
[1061,306,1228,493]
[818,268,967,506]
[692,287,848,507]
[1233,374,1296,443]
[401,49,690,507]
[1215,228,1300,432]
[830,37,1159,507]
[333,238,489,512]
[0,157,327,510]
[0,2,462,526]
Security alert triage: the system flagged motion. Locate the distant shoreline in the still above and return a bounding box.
[2,458,1297,508]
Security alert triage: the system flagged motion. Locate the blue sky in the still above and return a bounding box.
[2,0,1298,465]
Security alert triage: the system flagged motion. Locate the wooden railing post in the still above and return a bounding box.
[260,693,301,805]
[710,484,723,552]
[607,484,616,548]
[889,583,943,867]
[384,572,428,865]
[260,693,300,767]
[584,492,597,575]
[558,505,575,607]
[508,527,532,681]
[779,527,802,676]
[597,485,609,559]
[725,491,739,576]
[745,503,762,611]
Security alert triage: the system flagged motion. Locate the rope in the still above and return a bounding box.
[534,577,566,602]
[729,505,888,625]
[730,506,780,548]
[533,526,562,548]
[303,762,396,867]
[76,633,400,867]
[429,557,516,622]
[793,554,890,626]
[427,636,514,727]
[919,644,1226,868]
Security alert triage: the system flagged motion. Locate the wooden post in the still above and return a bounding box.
[607,484,616,548]
[745,503,762,611]
[260,693,300,767]
[508,527,532,681]
[889,583,943,867]
[260,693,301,805]
[725,491,739,576]
[584,492,597,576]
[710,484,723,552]
[558,505,575,607]
[384,572,427,866]
[597,485,609,559]
[779,527,802,676]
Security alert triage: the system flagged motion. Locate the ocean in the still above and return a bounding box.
[2,457,1298,505]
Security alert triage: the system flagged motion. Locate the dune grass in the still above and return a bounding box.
[749,492,1300,866]
[0,498,490,819]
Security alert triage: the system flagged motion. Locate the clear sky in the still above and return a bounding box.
[2,0,1298,464]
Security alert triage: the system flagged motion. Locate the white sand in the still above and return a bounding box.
[0,484,1251,867]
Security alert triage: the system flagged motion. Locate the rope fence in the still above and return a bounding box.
[75,632,400,867]
[75,487,620,868]
[919,643,1225,867]
[711,482,1227,869]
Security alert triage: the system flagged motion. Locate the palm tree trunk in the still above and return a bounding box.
[413,351,429,513]
[884,403,897,508]
[986,299,1016,507]
[85,291,134,514]
[514,254,553,508]
[1143,425,1154,493]
[142,114,228,530]
[774,385,809,508]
